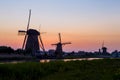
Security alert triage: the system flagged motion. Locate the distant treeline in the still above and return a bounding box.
[0,46,14,54]
[0,46,24,54]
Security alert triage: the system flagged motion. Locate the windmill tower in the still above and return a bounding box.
[52,33,71,58]
[18,10,46,55]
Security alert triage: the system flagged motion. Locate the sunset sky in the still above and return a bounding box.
[0,0,120,52]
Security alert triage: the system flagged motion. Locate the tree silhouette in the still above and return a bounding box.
[0,46,14,54]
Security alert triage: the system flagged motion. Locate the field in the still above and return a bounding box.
[0,59,120,80]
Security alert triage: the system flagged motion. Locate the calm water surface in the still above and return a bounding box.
[40,58,103,63]
[0,58,103,64]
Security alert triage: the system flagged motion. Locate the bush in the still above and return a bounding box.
[0,46,14,54]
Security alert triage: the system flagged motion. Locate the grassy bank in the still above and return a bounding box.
[0,59,120,80]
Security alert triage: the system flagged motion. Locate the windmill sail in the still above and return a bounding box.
[18,30,26,35]
[39,35,46,54]
[22,9,31,50]
[59,33,62,43]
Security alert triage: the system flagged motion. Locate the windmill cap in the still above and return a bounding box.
[27,29,40,35]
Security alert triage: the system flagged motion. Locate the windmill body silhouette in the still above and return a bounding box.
[101,41,107,54]
[25,29,40,52]
[18,10,45,55]
[52,33,71,58]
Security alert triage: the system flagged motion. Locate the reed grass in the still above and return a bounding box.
[0,59,120,80]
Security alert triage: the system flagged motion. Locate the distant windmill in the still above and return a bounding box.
[101,41,107,54]
[18,10,46,55]
[52,33,71,58]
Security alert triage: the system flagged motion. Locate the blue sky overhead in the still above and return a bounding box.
[0,0,120,52]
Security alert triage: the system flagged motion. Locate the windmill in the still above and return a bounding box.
[18,10,46,55]
[52,33,71,58]
[101,41,107,54]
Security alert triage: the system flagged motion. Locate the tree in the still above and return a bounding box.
[0,46,14,54]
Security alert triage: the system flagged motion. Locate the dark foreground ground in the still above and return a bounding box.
[0,59,120,80]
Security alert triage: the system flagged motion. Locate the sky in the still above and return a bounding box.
[0,0,120,52]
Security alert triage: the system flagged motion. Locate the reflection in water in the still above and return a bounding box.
[0,58,103,64]
[40,59,51,63]
[40,58,103,63]
[0,61,25,64]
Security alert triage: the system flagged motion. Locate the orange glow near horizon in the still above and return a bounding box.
[0,0,120,52]
[1,29,120,52]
